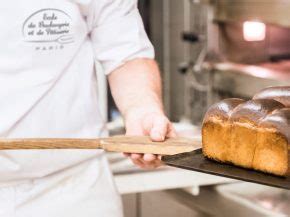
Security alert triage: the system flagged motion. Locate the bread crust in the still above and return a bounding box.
[202,96,289,176]
[254,86,290,107]
[202,99,245,162]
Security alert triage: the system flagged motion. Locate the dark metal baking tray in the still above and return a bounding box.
[162,149,290,190]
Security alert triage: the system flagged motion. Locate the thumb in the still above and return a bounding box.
[149,116,168,142]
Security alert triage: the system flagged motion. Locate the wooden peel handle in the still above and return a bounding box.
[0,138,102,150]
[0,136,201,155]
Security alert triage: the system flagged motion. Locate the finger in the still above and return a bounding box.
[141,157,163,167]
[134,159,157,169]
[138,162,158,169]
[150,117,168,142]
[123,152,130,157]
[143,153,157,162]
[151,158,163,165]
[157,155,162,161]
[130,153,143,160]
[134,159,162,169]
[146,159,162,166]
[167,123,177,138]
[143,160,163,169]
[132,156,160,168]
[131,158,146,168]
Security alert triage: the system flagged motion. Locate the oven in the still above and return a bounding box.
[179,0,290,125]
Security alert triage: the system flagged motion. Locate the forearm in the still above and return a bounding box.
[108,58,175,168]
[108,58,164,119]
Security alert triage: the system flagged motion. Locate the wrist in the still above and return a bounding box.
[122,93,164,121]
[124,105,164,121]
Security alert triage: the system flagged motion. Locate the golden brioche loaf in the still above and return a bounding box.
[202,87,290,176]
[253,86,290,107]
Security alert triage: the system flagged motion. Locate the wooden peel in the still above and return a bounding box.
[0,136,201,155]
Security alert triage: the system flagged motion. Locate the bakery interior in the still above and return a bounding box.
[99,0,290,216]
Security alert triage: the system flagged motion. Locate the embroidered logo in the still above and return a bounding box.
[22,8,74,51]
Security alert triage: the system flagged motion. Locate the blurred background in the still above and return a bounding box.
[99,1,290,216]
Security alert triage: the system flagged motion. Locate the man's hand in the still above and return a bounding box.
[124,108,176,169]
[108,58,174,169]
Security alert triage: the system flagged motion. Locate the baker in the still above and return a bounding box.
[0,0,175,216]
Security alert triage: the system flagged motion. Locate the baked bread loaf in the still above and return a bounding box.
[202,87,290,176]
[253,86,290,107]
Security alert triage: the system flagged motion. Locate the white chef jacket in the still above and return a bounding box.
[0,0,154,216]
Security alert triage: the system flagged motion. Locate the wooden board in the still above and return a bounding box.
[0,136,201,155]
[101,136,201,155]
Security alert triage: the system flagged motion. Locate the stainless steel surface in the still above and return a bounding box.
[211,61,290,99]
[150,0,188,121]
[149,0,212,122]
[217,182,290,216]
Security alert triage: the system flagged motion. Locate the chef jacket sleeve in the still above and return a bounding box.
[87,0,155,75]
